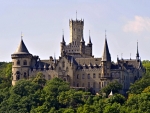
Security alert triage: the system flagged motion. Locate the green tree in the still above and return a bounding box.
[101,81,122,96]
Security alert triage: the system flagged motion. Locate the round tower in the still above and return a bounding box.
[11,39,32,85]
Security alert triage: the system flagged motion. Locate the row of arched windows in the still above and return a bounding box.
[16,60,27,65]
[77,73,101,79]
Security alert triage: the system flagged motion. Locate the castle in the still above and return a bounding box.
[11,18,145,94]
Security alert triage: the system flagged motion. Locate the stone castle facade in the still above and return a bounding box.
[11,18,145,94]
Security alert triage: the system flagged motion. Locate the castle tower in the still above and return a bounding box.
[11,38,32,85]
[101,38,111,78]
[69,19,84,44]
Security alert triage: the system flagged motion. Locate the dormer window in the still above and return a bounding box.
[23,60,27,65]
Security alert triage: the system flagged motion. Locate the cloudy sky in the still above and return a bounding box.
[0,0,150,62]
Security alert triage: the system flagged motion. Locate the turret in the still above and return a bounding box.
[101,37,111,79]
[11,37,32,86]
[60,33,66,56]
[88,34,92,56]
[80,37,85,54]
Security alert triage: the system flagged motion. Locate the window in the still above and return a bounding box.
[82,74,85,79]
[12,62,14,65]
[16,71,20,80]
[77,74,79,79]
[93,73,96,78]
[88,74,90,79]
[99,73,101,78]
[24,72,27,79]
[99,82,101,88]
[23,60,27,65]
[17,60,20,65]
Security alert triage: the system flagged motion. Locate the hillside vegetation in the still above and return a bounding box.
[0,61,150,112]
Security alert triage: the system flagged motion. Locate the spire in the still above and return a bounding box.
[80,37,85,43]
[61,29,65,43]
[14,39,30,54]
[102,33,111,61]
[88,30,92,44]
[76,10,77,20]
[136,41,139,58]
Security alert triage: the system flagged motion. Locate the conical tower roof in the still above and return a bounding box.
[62,34,65,43]
[14,39,30,54]
[88,35,92,44]
[136,41,139,58]
[80,37,85,42]
[102,38,111,61]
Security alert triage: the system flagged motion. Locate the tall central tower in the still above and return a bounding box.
[69,19,84,43]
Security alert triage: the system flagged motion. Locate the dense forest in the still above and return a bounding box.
[0,61,150,113]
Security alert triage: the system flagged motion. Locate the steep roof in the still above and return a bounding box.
[102,38,111,61]
[14,39,30,54]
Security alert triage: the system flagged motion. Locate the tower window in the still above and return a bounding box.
[17,60,20,65]
[99,73,101,78]
[93,73,96,78]
[23,60,27,65]
[16,71,20,80]
[24,72,27,79]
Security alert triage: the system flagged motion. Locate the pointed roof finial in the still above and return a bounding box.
[80,37,85,43]
[21,32,23,40]
[76,10,77,20]
[130,53,131,60]
[105,30,107,39]
[62,29,65,43]
[136,40,139,58]
[88,30,92,44]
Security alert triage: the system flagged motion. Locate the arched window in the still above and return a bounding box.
[24,72,27,79]
[23,60,27,65]
[77,74,79,79]
[17,60,20,65]
[16,71,20,80]
[93,73,96,78]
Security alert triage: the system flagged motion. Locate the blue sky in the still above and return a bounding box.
[0,0,150,62]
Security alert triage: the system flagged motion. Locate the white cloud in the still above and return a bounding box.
[123,16,150,33]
